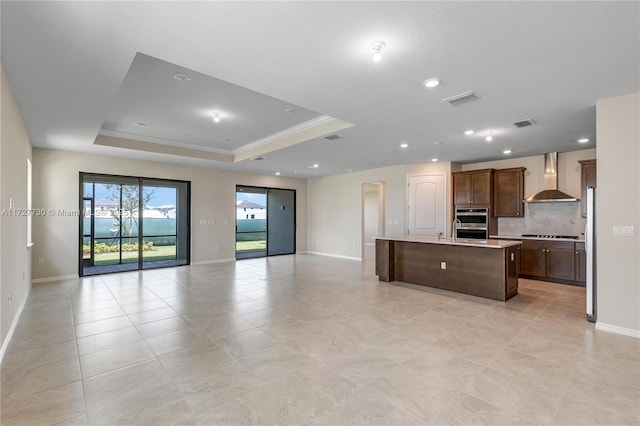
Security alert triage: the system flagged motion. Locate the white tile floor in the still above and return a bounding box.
[1,254,638,425]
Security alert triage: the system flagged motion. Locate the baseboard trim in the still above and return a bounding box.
[0,296,27,363]
[595,322,640,339]
[307,251,362,262]
[32,274,79,284]
[191,258,236,265]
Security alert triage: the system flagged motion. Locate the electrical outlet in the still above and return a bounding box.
[199,220,206,225]
[440,261,446,270]
[8,292,12,307]
[613,225,634,236]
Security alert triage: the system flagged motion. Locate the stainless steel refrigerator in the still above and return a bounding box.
[586,187,597,322]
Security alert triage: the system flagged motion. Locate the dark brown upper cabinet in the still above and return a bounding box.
[493,167,526,217]
[579,159,596,218]
[453,169,494,206]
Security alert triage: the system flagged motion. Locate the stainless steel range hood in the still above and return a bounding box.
[524,152,578,202]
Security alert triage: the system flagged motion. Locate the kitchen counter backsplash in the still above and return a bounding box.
[498,201,586,237]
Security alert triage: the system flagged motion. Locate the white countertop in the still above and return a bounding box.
[490,235,585,243]
[378,235,521,249]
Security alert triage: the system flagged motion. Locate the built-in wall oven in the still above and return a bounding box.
[455,208,488,240]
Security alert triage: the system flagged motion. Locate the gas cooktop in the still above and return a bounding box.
[521,234,579,239]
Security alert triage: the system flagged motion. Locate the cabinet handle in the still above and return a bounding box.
[542,249,545,252]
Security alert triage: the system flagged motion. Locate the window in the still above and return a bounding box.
[27,158,33,247]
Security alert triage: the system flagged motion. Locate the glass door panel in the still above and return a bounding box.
[236,186,267,259]
[120,184,140,265]
[141,179,189,269]
[82,198,94,265]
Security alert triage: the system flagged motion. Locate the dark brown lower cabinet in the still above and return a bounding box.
[521,243,547,277]
[520,240,581,284]
[547,245,576,281]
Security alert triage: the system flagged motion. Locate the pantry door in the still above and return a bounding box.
[407,174,446,236]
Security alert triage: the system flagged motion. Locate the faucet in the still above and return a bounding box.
[452,219,462,240]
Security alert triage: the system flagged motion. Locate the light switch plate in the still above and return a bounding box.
[440,261,446,270]
[613,225,634,236]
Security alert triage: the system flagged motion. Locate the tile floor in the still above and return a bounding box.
[1,254,638,425]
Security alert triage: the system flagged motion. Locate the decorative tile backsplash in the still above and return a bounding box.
[498,201,586,237]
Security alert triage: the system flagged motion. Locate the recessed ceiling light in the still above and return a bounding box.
[431,158,438,162]
[371,41,385,63]
[284,108,297,114]
[503,149,512,155]
[213,112,221,123]
[432,141,442,145]
[464,130,475,135]
[134,122,147,127]
[578,138,590,143]
[251,156,266,161]
[275,172,281,176]
[172,73,191,82]
[423,78,441,88]
[400,143,409,149]
[307,164,319,169]
[348,169,353,173]
[219,138,230,144]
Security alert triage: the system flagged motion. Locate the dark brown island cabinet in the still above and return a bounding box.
[520,239,585,285]
[453,169,494,206]
[579,159,596,218]
[493,167,526,217]
[376,236,521,301]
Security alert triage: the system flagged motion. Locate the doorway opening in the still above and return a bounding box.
[362,182,385,261]
[80,173,190,276]
[236,186,296,260]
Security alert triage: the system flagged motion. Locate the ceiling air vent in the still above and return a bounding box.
[323,134,343,141]
[513,118,536,128]
[442,91,478,106]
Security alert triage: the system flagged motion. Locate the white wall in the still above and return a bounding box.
[1,66,33,353]
[31,148,307,280]
[307,162,453,260]
[596,91,639,336]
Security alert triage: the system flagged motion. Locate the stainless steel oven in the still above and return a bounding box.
[455,208,488,239]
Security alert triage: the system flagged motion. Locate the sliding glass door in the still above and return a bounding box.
[235,185,295,259]
[80,173,190,276]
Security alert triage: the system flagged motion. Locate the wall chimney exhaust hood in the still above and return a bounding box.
[524,152,578,202]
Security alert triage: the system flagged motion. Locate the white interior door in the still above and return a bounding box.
[408,174,445,236]
[362,182,385,260]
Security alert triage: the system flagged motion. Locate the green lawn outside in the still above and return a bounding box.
[93,245,177,265]
[236,240,266,253]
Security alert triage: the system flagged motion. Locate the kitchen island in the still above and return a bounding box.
[376,236,521,301]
